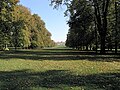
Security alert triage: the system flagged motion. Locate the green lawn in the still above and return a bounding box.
[0,48,120,90]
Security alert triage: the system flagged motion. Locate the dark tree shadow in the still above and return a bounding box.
[0,69,119,90]
[0,49,120,62]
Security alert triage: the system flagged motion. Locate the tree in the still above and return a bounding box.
[92,0,110,53]
[51,0,111,54]
[11,5,31,49]
[32,14,54,48]
[60,0,94,50]
[114,1,120,53]
[0,1,55,50]
[0,0,19,50]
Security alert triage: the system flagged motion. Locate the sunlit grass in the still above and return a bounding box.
[0,48,119,90]
[0,59,119,73]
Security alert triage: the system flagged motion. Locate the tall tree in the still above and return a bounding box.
[92,0,110,53]
[11,5,31,49]
[0,0,19,49]
[51,0,111,53]
[66,0,94,50]
[0,1,56,50]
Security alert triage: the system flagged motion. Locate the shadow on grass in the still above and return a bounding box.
[0,69,119,90]
[0,49,120,62]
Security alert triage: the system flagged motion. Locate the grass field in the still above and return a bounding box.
[0,48,120,90]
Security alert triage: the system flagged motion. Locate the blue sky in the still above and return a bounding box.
[19,0,69,42]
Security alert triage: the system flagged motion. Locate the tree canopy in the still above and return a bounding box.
[0,0,55,50]
[51,0,120,54]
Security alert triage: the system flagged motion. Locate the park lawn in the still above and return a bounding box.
[0,48,119,90]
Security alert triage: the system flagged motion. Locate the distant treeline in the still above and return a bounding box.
[0,0,55,50]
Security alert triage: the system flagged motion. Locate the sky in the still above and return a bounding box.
[19,0,69,42]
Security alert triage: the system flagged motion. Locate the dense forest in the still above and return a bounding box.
[51,0,120,54]
[0,0,55,50]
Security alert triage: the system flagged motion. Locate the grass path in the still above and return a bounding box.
[0,48,120,90]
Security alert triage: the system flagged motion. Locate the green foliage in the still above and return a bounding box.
[51,0,120,53]
[0,0,19,49]
[66,0,94,49]
[0,1,55,49]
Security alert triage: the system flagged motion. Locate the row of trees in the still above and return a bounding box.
[51,0,120,54]
[0,0,55,50]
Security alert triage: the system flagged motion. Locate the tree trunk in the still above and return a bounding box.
[115,41,118,54]
[93,0,110,54]
[100,35,106,54]
[90,44,92,50]
[115,1,118,54]
[86,45,88,51]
